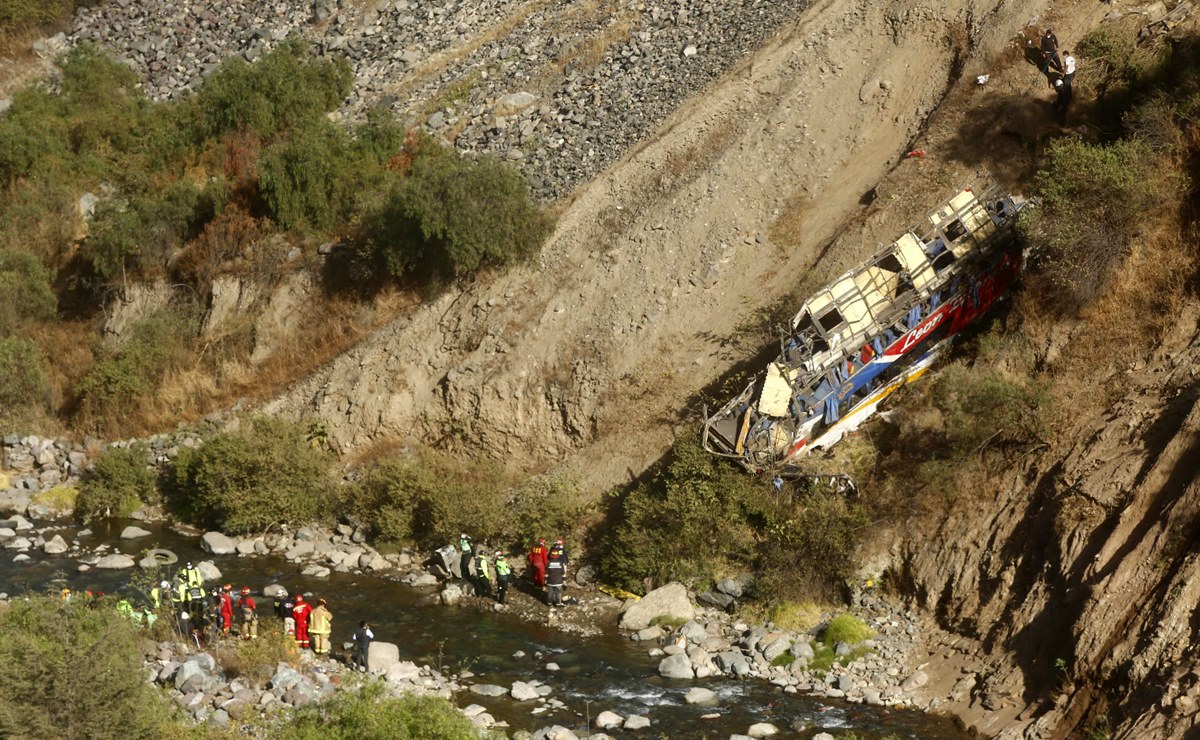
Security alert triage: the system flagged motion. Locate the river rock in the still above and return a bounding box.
[618,582,695,630]
[0,490,31,515]
[469,684,509,697]
[441,583,465,605]
[2,514,33,531]
[368,641,400,673]
[511,680,540,701]
[285,540,315,560]
[594,710,623,729]
[679,620,707,644]
[716,578,744,598]
[837,674,853,691]
[138,554,162,569]
[684,687,718,705]
[263,583,287,598]
[120,525,152,539]
[385,661,421,684]
[175,660,209,693]
[235,538,259,555]
[0,528,13,538]
[901,670,929,691]
[762,637,792,663]
[271,663,303,690]
[4,536,31,550]
[43,534,68,554]
[531,727,578,740]
[634,625,663,641]
[697,590,735,610]
[748,722,780,737]
[813,734,836,740]
[197,560,222,582]
[624,714,651,730]
[201,531,237,554]
[96,553,136,569]
[12,553,29,562]
[792,641,815,660]
[411,572,438,587]
[658,652,693,679]
[301,564,331,577]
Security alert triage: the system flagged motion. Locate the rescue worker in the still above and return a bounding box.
[219,584,234,635]
[139,605,158,628]
[546,540,568,607]
[309,598,332,655]
[150,580,167,609]
[528,538,548,590]
[277,590,296,636]
[1041,28,1062,72]
[174,577,188,615]
[352,620,374,672]
[238,587,258,640]
[475,548,492,597]
[494,551,511,604]
[292,593,312,648]
[60,588,70,602]
[116,598,136,622]
[185,563,206,616]
[458,533,473,581]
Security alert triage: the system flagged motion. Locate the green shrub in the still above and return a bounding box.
[822,613,875,645]
[1021,133,1184,309]
[278,680,477,739]
[0,0,77,36]
[77,310,195,421]
[0,595,173,739]
[339,449,509,548]
[508,473,593,550]
[214,623,298,687]
[755,490,871,604]
[168,416,335,533]
[0,248,56,335]
[194,38,353,140]
[598,434,758,593]
[0,85,70,181]
[359,141,551,279]
[77,443,157,520]
[930,361,1049,454]
[0,336,49,421]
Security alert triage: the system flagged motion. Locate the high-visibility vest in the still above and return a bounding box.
[175,581,188,602]
[495,557,510,576]
[459,537,472,553]
[150,587,161,608]
[477,556,490,579]
[184,567,202,588]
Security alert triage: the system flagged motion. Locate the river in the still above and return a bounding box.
[0,519,969,739]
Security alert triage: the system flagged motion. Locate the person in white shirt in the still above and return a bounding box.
[1063,51,1076,85]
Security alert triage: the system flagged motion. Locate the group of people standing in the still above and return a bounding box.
[457,535,570,607]
[1023,28,1077,116]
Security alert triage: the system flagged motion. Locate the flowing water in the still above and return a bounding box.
[0,520,969,739]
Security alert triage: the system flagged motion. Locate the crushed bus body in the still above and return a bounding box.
[702,176,1028,475]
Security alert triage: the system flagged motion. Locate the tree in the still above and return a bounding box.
[0,596,171,740]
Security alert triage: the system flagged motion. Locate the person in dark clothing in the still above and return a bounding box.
[277,591,296,636]
[546,540,568,607]
[458,533,473,581]
[1023,38,1045,69]
[352,620,374,673]
[494,551,511,604]
[1041,28,1062,72]
[1054,77,1073,119]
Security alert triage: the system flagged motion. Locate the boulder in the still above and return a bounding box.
[624,715,651,730]
[716,578,744,598]
[201,532,238,554]
[684,687,718,705]
[285,541,315,560]
[411,573,438,587]
[120,525,152,539]
[196,560,222,582]
[594,710,623,729]
[235,539,259,555]
[175,660,209,693]
[511,680,540,701]
[4,536,31,550]
[270,663,303,690]
[634,625,664,642]
[263,584,287,598]
[385,661,420,684]
[762,637,792,663]
[0,490,31,515]
[679,620,707,644]
[368,641,400,673]
[901,670,929,691]
[185,653,217,672]
[95,553,136,569]
[657,653,693,679]
[791,641,815,660]
[469,684,509,697]
[440,583,465,606]
[531,726,578,740]
[618,583,695,630]
[300,564,331,578]
[748,722,780,737]
[697,590,735,610]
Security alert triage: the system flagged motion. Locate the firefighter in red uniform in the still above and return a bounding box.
[528,538,549,590]
[292,593,312,648]
[219,584,234,635]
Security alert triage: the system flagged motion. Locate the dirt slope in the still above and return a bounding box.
[269,0,1057,491]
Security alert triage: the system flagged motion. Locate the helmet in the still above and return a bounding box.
[494,550,502,557]
[241,587,250,595]
[223,584,232,591]
[180,611,189,620]
[186,562,193,568]
[160,581,169,589]
[538,538,545,544]
[318,598,327,605]
[556,538,564,544]
[461,533,468,538]
[295,594,305,603]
